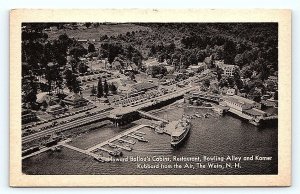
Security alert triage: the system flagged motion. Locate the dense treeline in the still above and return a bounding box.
[22,23,278,107]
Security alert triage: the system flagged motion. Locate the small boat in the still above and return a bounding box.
[94,155,111,163]
[51,146,61,152]
[108,143,117,148]
[135,131,146,135]
[122,144,132,151]
[137,137,148,142]
[194,113,201,118]
[127,134,148,142]
[109,149,123,157]
[134,133,143,137]
[118,138,136,145]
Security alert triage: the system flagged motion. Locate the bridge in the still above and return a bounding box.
[137,110,169,123]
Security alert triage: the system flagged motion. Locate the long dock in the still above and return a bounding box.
[87,124,149,152]
[61,143,100,158]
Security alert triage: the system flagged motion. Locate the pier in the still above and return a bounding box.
[61,143,100,158]
[87,124,149,152]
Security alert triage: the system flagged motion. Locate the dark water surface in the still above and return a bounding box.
[23,106,278,175]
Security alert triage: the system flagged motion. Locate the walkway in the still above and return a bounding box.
[137,110,169,123]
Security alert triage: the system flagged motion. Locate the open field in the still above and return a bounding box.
[45,24,152,40]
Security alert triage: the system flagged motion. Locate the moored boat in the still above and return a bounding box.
[170,118,191,147]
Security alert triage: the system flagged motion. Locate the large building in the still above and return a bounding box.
[215,60,238,77]
[222,95,261,112]
[63,93,88,108]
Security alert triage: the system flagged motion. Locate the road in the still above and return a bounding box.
[22,111,110,144]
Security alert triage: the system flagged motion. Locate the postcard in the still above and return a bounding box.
[10,9,291,187]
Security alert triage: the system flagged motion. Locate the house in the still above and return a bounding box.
[223,65,238,76]
[36,93,59,106]
[216,62,238,77]
[111,61,122,70]
[268,76,278,83]
[49,26,58,31]
[128,62,138,72]
[63,93,88,108]
[78,39,88,43]
[165,65,175,73]
[188,65,202,73]
[143,57,159,67]
[222,95,261,112]
[226,88,236,96]
[46,104,66,115]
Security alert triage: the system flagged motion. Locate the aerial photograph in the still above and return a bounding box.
[21,22,278,175]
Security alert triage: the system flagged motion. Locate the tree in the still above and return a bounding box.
[234,54,244,66]
[97,77,103,98]
[91,85,97,96]
[216,66,223,81]
[274,91,278,100]
[219,77,228,88]
[223,40,236,64]
[109,83,118,94]
[64,69,81,93]
[233,68,243,89]
[88,43,96,53]
[78,63,88,73]
[69,45,87,60]
[203,79,210,88]
[103,79,109,97]
[252,90,262,103]
[128,72,136,81]
[22,74,37,108]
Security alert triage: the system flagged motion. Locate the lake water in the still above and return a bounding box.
[22,105,278,175]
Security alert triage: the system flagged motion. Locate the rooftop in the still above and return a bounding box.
[131,82,157,92]
[223,95,257,105]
